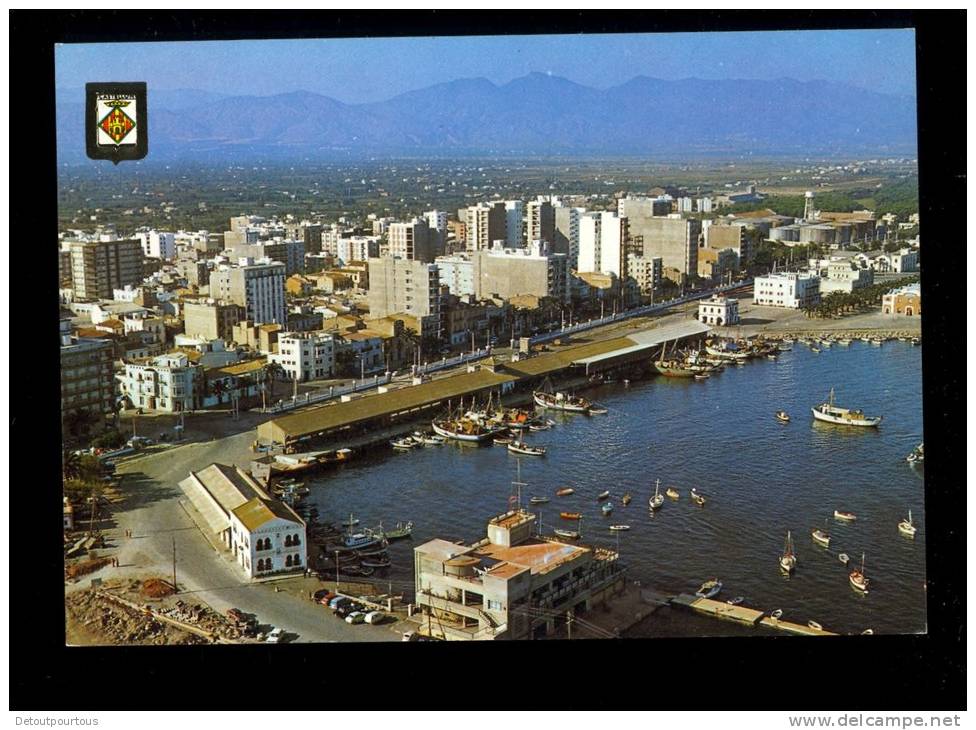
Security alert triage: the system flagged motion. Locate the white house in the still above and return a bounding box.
[754,272,821,309]
[698,296,740,326]
[268,331,336,382]
[119,353,201,412]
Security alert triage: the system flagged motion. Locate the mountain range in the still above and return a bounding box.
[56,73,918,163]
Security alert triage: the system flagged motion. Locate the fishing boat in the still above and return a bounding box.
[507,440,547,456]
[775,411,790,423]
[808,620,823,631]
[381,521,414,541]
[780,531,797,574]
[361,557,391,569]
[412,431,446,445]
[906,443,924,464]
[601,502,613,515]
[391,437,418,450]
[554,528,580,540]
[341,531,383,551]
[838,553,850,565]
[622,494,632,506]
[588,406,609,415]
[608,525,630,531]
[695,579,723,599]
[834,510,857,522]
[560,512,582,520]
[493,436,513,446]
[811,388,882,427]
[555,487,575,497]
[533,390,592,413]
[898,510,917,538]
[528,421,553,432]
[529,496,550,505]
[649,479,664,511]
[596,490,610,501]
[811,528,830,548]
[690,488,706,506]
[666,487,680,500]
[705,339,750,361]
[849,553,869,593]
[726,596,744,606]
[431,405,506,443]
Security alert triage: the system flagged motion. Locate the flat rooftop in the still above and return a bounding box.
[489,510,535,530]
[415,538,474,563]
[473,539,587,576]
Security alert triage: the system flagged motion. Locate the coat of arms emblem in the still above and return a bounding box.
[86,82,148,164]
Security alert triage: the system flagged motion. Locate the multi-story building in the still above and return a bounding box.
[526,199,555,248]
[704,223,752,265]
[626,254,663,296]
[464,202,507,252]
[119,353,202,413]
[818,260,874,295]
[577,211,628,279]
[882,282,921,317]
[554,205,582,268]
[617,195,672,219]
[67,238,145,301]
[754,272,821,309]
[413,509,624,640]
[435,254,476,298]
[209,261,287,326]
[504,200,524,247]
[268,331,336,382]
[183,300,246,341]
[225,240,305,275]
[423,210,448,236]
[471,242,569,303]
[135,230,176,260]
[388,218,436,262]
[367,257,442,341]
[697,247,739,281]
[633,217,700,279]
[60,320,116,439]
[336,235,381,264]
[698,295,740,326]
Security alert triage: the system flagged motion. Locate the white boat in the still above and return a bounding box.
[906,443,924,464]
[649,479,664,511]
[834,510,857,522]
[775,411,790,423]
[391,437,418,450]
[528,421,552,432]
[726,596,744,606]
[507,440,546,457]
[431,417,504,443]
[849,553,870,593]
[838,553,850,565]
[695,579,723,599]
[554,529,580,539]
[808,620,823,631]
[533,390,591,413]
[898,510,917,538]
[601,502,613,515]
[811,388,882,427]
[412,431,445,445]
[690,488,706,506]
[694,372,711,380]
[811,528,830,548]
[529,496,550,505]
[838,338,852,346]
[780,531,797,574]
[596,490,610,501]
[770,609,783,620]
[608,524,630,531]
[588,406,609,415]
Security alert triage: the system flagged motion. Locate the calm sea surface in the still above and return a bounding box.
[306,340,926,637]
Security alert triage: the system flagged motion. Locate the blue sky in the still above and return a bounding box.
[55,29,917,102]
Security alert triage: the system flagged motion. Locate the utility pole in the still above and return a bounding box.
[172,536,177,593]
[567,610,573,640]
[335,549,340,591]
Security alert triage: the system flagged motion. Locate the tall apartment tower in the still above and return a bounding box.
[68,238,145,300]
[367,257,442,341]
[504,200,524,247]
[577,212,628,278]
[527,199,555,247]
[464,202,507,251]
[554,205,584,269]
[388,218,436,262]
[208,262,287,325]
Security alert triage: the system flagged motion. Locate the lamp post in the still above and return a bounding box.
[335,549,340,591]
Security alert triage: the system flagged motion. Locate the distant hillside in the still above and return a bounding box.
[56,73,918,164]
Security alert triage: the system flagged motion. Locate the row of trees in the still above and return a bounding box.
[800,275,920,319]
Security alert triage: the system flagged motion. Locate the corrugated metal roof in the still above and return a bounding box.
[258,368,516,442]
[503,337,637,377]
[572,342,658,366]
[626,320,712,346]
[232,497,304,532]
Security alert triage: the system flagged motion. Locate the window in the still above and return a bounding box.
[487,599,503,611]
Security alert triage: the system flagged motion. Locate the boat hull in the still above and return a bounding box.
[811,409,882,427]
[533,393,590,413]
[431,420,499,442]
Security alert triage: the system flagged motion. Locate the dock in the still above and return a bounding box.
[671,594,837,635]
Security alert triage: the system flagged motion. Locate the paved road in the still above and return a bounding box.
[79,433,402,643]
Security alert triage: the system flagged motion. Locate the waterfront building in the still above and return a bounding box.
[754,272,821,309]
[209,261,287,326]
[67,238,145,301]
[504,200,524,247]
[60,318,116,439]
[882,282,921,316]
[119,352,202,413]
[366,257,442,341]
[179,463,305,580]
[698,295,740,326]
[818,260,874,295]
[472,241,570,303]
[881,248,919,273]
[268,331,336,382]
[413,509,624,640]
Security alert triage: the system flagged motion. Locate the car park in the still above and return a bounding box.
[364,611,386,625]
[314,590,337,606]
[344,612,365,625]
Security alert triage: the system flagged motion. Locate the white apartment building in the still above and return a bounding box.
[554,205,583,270]
[754,272,821,309]
[698,296,740,326]
[268,331,336,382]
[578,211,627,278]
[337,235,380,264]
[435,254,476,298]
[136,230,176,260]
[504,200,524,247]
[423,210,448,235]
[209,260,287,326]
[818,260,874,294]
[387,219,433,262]
[119,353,201,412]
[464,202,506,251]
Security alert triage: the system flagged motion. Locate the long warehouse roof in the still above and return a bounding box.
[259,368,516,441]
[503,337,638,377]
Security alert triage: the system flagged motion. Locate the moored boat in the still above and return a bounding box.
[391,437,419,450]
[555,487,575,497]
[898,510,917,538]
[780,531,797,574]
[596,490,610,501]
[608,524,630,531]
[413,431,445,445]
[838,553,850,565]
[529,496,550,505]
[849,553,869,593]
[834,510,857,522]
[811,528,830,548]
[601,502,613,515]
[808,620,823,631]
[432,411,506,442]
[554,528,580,539]
[649,479,664,511]
[493,436,513,446]
[380,521,414,541]
[726,596,744,606]
[695,579,723,599]
[690,488,706,506]
[533,390,591,413]
[775,411,790,423]
[811,388,882,427]
[507,440,547,456]
[560,512,582,520]
[666,487,680,500]
[361,557,391,569]
[621,493,632,506]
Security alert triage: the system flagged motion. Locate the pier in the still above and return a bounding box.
[671,594,837,635]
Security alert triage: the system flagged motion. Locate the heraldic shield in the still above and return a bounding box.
[86,82,148,164]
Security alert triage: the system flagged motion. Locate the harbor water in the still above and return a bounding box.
[306,339,926,637]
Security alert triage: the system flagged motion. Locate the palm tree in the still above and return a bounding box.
[62,449,82,481]
[263,362,285,399]
[210,379,226,405]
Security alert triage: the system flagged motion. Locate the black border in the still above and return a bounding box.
[10,10,965,712]
[85,82,148,164]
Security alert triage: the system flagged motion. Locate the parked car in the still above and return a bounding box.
[315,590,337,606]
[401,631,416,642]
[344,612,366,625]
[364,611,386,625]
[265,627,284,643]
[226,607,245,623]
[328,595,350,610]
[335,602,363,619]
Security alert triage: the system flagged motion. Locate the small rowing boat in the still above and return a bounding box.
[555,487,575,497]
[529,496,550,505]
[690,488,706,506]
[695,579,722,599]
[554,528,580,539]
[560,512,582,520]
[596,490,610,501]
[608,525,630,531]
[601,502,613,515]
[838,553,850,565]
[622,493,632,506]
[666,487,680,500]
[811,528,831,548]
[808,620,823,631]
[834,510,857,522]
[775,411,790,423]
[726,596,744,606]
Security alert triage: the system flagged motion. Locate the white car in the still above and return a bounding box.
[265,627,284,643]
[344,611,366,625]
[364,611,385,625]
